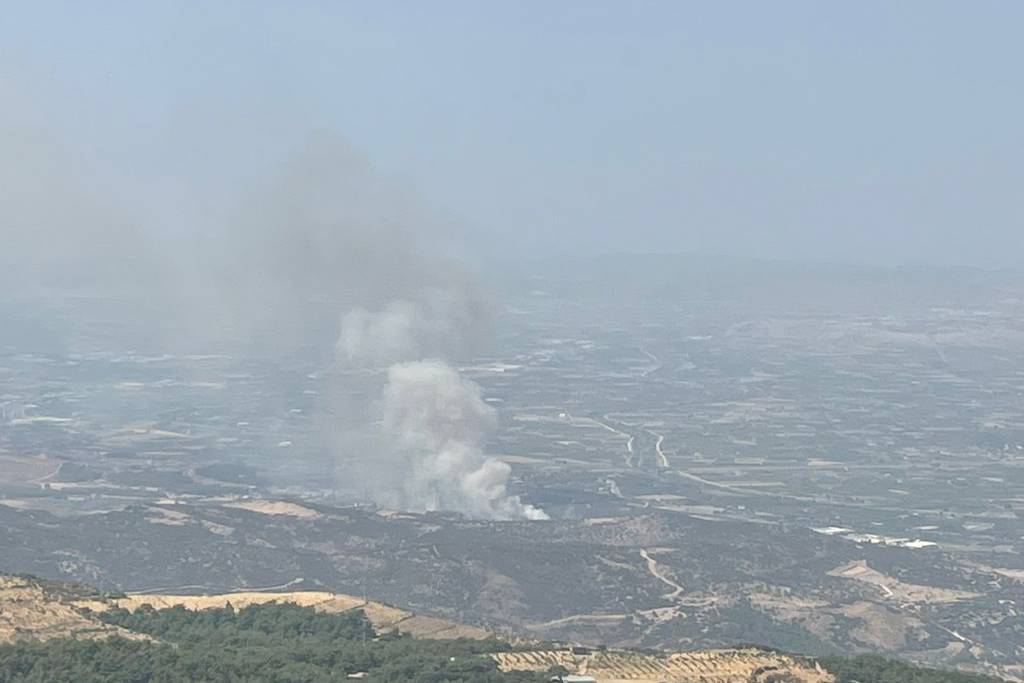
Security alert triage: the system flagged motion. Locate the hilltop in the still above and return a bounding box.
[0,573,486,644]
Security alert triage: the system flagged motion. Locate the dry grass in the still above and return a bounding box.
[0,576,145,643]
[220,500,323,520]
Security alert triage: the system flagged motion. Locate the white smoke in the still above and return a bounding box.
[335,296,549,521]
[0,87,543,520]
[338,301,423,367]
[337,287,485,367]
[378,361,548,521]
[304,154,546,521]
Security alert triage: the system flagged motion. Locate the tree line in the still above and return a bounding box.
[0,602,1009,682]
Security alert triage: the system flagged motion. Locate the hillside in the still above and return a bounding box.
[1,574,487,644]
[0,575,142,643]
[0,573,1010,683]
[0,574,827,681]
[4,493,1021,682]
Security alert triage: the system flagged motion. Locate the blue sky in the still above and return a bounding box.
[2,1,1022,267]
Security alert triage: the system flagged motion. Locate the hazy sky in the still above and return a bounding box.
[2,1,1022,267]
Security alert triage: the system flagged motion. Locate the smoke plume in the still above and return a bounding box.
[1,81,543,520]
[337,287,486,367]
[377,361,547,520]
[334,294,548,520]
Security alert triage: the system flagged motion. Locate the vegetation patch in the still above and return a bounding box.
[0,602,551,683]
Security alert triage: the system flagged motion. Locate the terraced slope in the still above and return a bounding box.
[494,647,834,683]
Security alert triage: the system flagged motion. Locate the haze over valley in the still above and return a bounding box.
[2,258,1023,680]
[2,4,1023,682]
